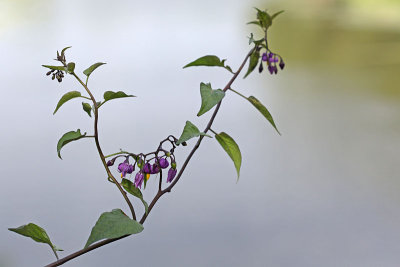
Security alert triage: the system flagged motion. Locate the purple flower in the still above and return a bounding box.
[158,158,169,169]
[268,65,274,74]
[267,65,278,75]
[134,172,144,188]
[268,52,279,63]
[262,53,268,62]
[167,168,177,183]
[118,159,134,178]
[106,159,115,166]
[143,163,151,174]
[151,163,160,174]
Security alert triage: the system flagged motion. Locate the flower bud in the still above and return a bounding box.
[258,62,263,73]
[279,59,285,70]
[167,168,177,183]
[158,158,169,169]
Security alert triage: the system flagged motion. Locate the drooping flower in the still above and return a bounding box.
[118,159,134,178]
[142,162,152,174]
[268,65,278,74]
[134,172,144,188]
[167,168,177,183]
[262,53,268,62]
[151,163,160,174]
[268,52,279,63]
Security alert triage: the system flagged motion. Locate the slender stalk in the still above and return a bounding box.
[72,73,136,220]
[45,46,256,267]
[228,88,247,100]
[105,151,130,158]
[209,128,218,135]
[49,245,59,260]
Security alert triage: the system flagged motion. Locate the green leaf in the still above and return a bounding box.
[247,20,261,27]
[9,223,62,259]
[82,102,92,117]
[61,46,71,56]
[255,8,272,28]
[121,179,149,215]
[53,91,82,114]
[66,62,75,74]
[176,121,210,145]
[271,10,284,20]
[57,129,87,159]
[197,83,225,116]
[84,209,144,248]
[215,132,242,181]
[183,55,233,73]
[102,91,135,105]
[247,96,280,135]
[243,50,260,78]
[83,62,106,77]
[42,65,66,71]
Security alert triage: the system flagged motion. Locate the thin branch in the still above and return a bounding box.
[72,73,136,221]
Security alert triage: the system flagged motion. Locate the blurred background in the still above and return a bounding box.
[1,0,399,266]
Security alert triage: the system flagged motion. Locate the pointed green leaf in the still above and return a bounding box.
[197,83,225,116]
[83,62,106,77]
[183,55,233,73]
[243,50,260,78]
[57,129,87,159]
[215,132,242,181]
[176,121,211,145]
[9,223,62,259]
[271,10,284,20]
[247,20,261,26]
[247,96,280,135]
[121,179,149,215]
[53,91,82,114]
[61,46,71,56]
[42,65,66,71]
[82,102,92,117]
[255,8,272,28]
[102,91,135,105]
[84,209,144,248]
[66,62,75,74]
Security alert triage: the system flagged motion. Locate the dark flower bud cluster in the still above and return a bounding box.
[44,49,68,82]
[46,69,65,82]
[106,135,179,190]
[259,51,285,75]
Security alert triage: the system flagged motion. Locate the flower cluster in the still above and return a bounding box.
[259,52,285,75]
[107,154,178,190]
[46,69,65,82]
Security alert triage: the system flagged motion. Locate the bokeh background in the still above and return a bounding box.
[1,0,400,266]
